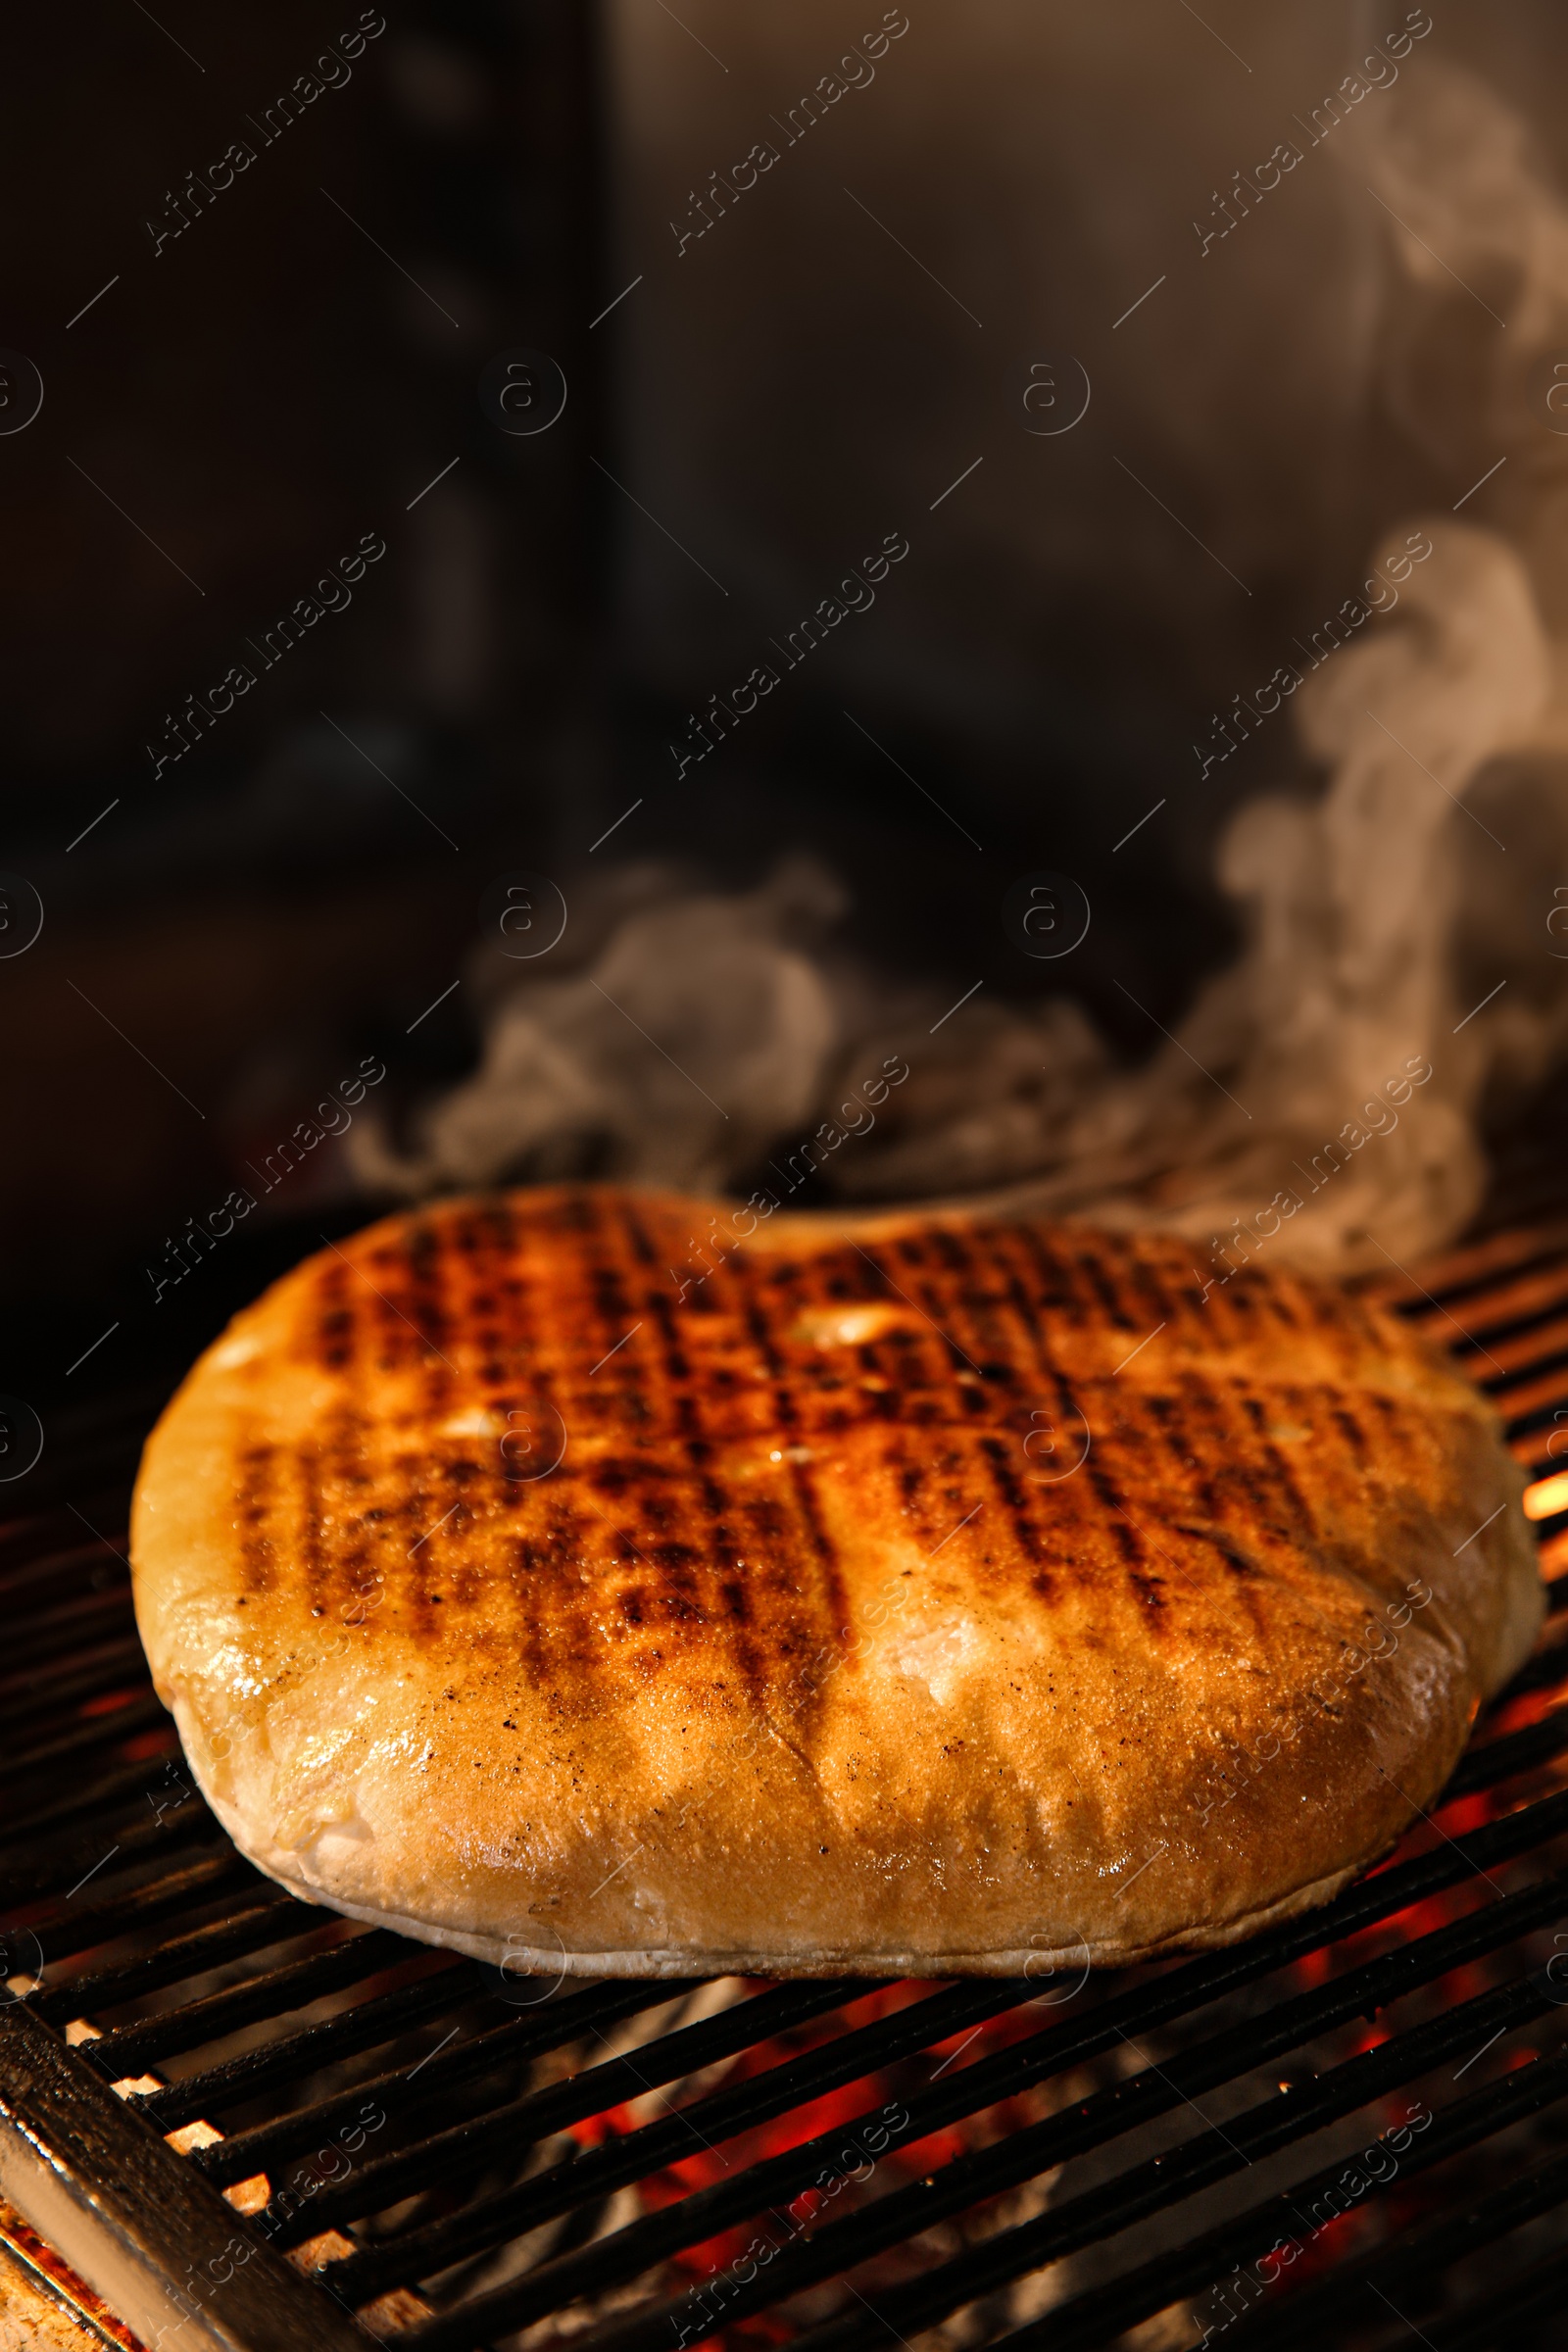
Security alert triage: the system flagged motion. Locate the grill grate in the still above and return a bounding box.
[7,1224,1568,2351]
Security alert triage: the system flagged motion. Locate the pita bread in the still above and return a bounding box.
[129,1187,1542,1977]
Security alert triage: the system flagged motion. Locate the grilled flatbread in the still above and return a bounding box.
[129,1188,1542,1977]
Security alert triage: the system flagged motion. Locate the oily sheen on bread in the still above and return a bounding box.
[129,1187,1542,1977]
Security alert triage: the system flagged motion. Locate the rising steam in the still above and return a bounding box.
[352,61,1568,1271]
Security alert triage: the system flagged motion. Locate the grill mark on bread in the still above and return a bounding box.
[238,1441,279,1594]
[1013,1222,1104,1345]
[634,1279,728,1646]
[1361,1385,1420,1497]
[533,1199,851,1708]
[1171,1519,1273,1645]
[729,1251,852,1686]
[926,1224,1026,1390]
[867,1229,975,1382]
[297,1442,327,1613]
[208,1194,1504,1702]
[927,1224,1107,1583]
[1256,1271,1308,1339]
[1329,1401,1372,1466]
[316,1263,356,1373]
[1236,1389,1338,1547]
[1167,1362,1296,1538]
[1141,1389,1205,1502]
[612,1201,727,1647]
[475,1197,527,1393]
[451,1202,509,1388]
[986,1225,1115,1559]
[976,1433,1049,1574]
[1069,1237,1145,1334]
[1209,1389,1307,1547]
[1124,1243,1194,1340]
[1074,1445,1173,1620]
[850,1234,980,1412]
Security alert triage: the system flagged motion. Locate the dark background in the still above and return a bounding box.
[4,0,1566,1413]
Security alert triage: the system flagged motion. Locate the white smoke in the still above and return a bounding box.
[353,62,1568,1270]
[349,861,849,1199]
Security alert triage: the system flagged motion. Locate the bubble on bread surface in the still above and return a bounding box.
[793,1303,911,1348]
[885,1617,982,1708]
[348,66,1568,1275]
[439,1404,504,1439]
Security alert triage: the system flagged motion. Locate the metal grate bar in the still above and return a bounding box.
[1488,1368,1568,1421]
[0,1542,127,1615]
[5,1693,171,1777]
[33,1889,308,2028]
[1484,1362,1568,1422]
[331,1781,1568,2310]
[1419,2235,1568,2350]
[1424,1256,1568,1340]
[0,1568,129,1634]
[314,1980,872,2295]
[336,1976,862,2193]
[0,1789,220,1904]
[0,1757,199,1848]
[194,1978,707,2187]
[0,1488,134,1564]
[0,1519,86,1577]
[0,1543,127,1599]
[1441,1303,1568,1371]
[384,1857,1568,2348]
[0,1640,149,1725]
[27,1852,262,1967]
[4,1605,138,1666]
[1442,1701,1568,1798]
[745,1951,1562,2352]
[1451,1302,1568,1373]
[279,1978,1000,2250]
[387,1765,1568,2278]
[1223,2138,1568,2347]
[1503,1398,1568,1449]
[7,1439,154,1513]
[2,1590,133,1665]
[1387,1222,1568,1305]
[136,1950,492,2129]
[1473,1639,1568,1707]
[86,1928,425,2076]
[1518,1434,1562,1477]
[989,2015,1568,2352]
[267,1982,860,2260]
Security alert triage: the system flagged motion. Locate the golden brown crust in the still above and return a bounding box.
[128,1187,1543,1975]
